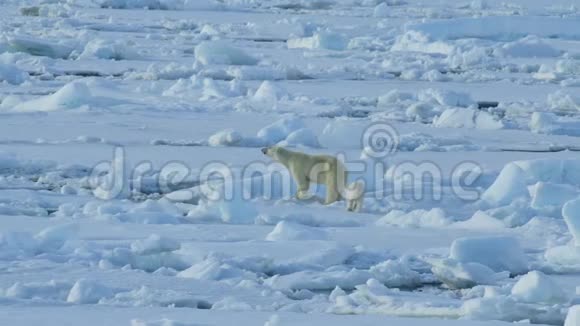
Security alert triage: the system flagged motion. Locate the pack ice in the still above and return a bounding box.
[0,0,579,325]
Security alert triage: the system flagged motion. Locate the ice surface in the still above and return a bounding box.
[287,31,349,51]
[531,182,579,212]
[547,90,580,112]
[98,0,215,10]
[79,39,139,60]
[433,108,503,130]
[450,236,528,274]
[497,36,562,58]
[177,256,256,281]
[530,112,580,136]
[195,41,258,66]
[8,36,74,59]
[35,223,78,251]
[511,271,568,303]
[208,129,244,147]
[253,81,286,102]
[0,63,27,85]
[266,268,372,291]
[4,280,71,301]
[452,211,506,230]
[563,198,580,246]
[265,221,328,241]
[407,16,580,41]
[130,234,181,255]
[187,197,258,224]
[131,318,197,326]
[565,305,580,326]
[544,245,580,270]
[418,89,475,108]
[277,128,320,148]
[12,81,93,112]
[369,260,421,288]
[67,279,114,304]
[0,0,579,325]
[482,163,529,205]
[431,258,509,289]
[257,117,305,144]
[376,208,453,228]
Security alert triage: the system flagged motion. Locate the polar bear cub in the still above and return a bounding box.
[261,146,364,212]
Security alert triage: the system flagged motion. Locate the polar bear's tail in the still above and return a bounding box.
[345,180,364,212]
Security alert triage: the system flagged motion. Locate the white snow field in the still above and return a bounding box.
[1,0,580,325]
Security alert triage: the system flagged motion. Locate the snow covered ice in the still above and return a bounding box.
[1,0,580,325]
[511,271,568,304]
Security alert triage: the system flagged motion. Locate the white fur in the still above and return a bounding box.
[263,146,364,212]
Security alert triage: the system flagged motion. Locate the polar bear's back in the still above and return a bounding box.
[275,147,347,183]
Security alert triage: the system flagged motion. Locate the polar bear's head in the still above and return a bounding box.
[261,146,284,161]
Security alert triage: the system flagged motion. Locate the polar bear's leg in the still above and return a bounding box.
[347,197,362,212]
[325,185,340,204]
[323,160,346,205]
[324,173,340,205]
[347,198,356,211]
[296,188,310,200]
[346,181,364,212]
[291,168,310,200]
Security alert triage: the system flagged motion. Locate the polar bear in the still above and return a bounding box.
[261,146,364,212]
